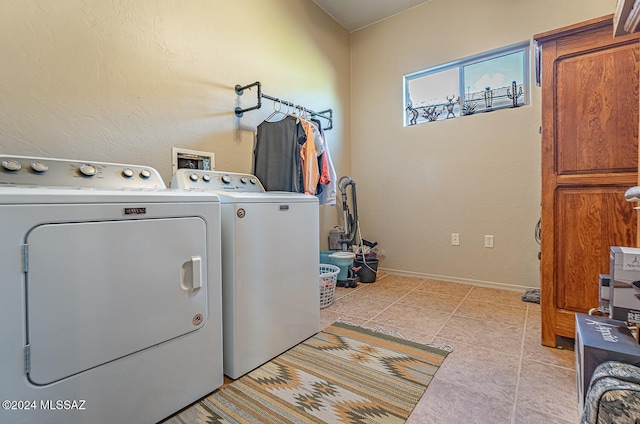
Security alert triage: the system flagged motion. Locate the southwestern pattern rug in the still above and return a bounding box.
[167,322,450,424]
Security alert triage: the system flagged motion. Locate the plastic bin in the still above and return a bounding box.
[320,250,334,266]
[329,251,355,282]
[355,258,378,283]
[319,264,339,308]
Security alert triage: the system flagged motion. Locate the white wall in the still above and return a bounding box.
[0,0,350,247]
[350,0,617,290]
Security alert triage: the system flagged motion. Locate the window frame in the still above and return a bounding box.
[403,42,530,127]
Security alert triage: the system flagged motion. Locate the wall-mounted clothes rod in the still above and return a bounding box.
[234,81,333,130]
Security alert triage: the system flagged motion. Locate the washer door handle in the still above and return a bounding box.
[190,256,202,291]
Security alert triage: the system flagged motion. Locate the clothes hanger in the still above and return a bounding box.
[264,99,285,122]
[286,103,300,123]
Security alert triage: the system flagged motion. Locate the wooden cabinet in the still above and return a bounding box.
[535,15,639,347]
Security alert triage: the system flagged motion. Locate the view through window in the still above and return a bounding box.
[405,43,529,126]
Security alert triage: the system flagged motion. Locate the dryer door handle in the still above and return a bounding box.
[190,256,202,291]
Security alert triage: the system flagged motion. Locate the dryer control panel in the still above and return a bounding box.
[0,155,165,189]
[172,169,265,192]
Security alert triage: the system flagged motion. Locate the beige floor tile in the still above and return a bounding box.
[333,285,364,301]
[406,378,512,424]
[516,359,579,422]
[525,303,542,325]
[322,312,369,328]
[415,279,473,297]
[522,332,575,369]
[513,405,575,424]
[320,309,341,329]
[359,320,438,344]
[397,289,466,314]
[527,302,541,314]
[319,276,579,424]
[454,298,527,327]
[522,306,575,369]
[369,303,451,336]
[358,279,418,293]
[324,294,393,320]
[374,274,425,287]
[432,337,520,401]
[466,285,528,309]
[436,314,524,356]
[376,270,389,279]
[354,285,412,303]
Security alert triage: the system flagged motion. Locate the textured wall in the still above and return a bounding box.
[0,0,350,247]
[350,0,617,289]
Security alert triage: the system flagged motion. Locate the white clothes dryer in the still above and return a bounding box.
[172,169,319,379]
[0,156,223,424]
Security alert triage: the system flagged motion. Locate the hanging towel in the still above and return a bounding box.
[254,115,306,192]
[317,132,337,206]
[311,118,328,193]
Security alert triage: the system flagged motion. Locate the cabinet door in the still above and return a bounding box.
[556,188,636,311]
[556,45,638,175]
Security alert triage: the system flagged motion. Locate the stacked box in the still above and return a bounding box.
[575,313,640,413]
[599,274,611,313]
[610,246,640,323]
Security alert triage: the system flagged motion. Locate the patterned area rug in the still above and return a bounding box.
[166,322,450,424]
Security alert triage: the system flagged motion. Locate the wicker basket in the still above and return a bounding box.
[319,264,339,308]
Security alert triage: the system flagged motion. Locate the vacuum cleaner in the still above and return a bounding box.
[338,176,358,251]
[329,176,359,288]
[334,176,380,285]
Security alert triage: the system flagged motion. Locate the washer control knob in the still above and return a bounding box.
[2,159,22,172]
[221,175,232,184]
[122,168,134,178]
[240,177,248,184]
[140,169,151,179]
[31,161,49,173]
[249,178,258,185]
[31,161,48,173]
[189,173,199,182]
[79,163,97,177]
[202,174,211,182]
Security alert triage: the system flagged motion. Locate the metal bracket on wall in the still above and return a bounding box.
[234,81,333,130]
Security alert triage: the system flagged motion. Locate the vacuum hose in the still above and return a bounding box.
[338,176,358,251]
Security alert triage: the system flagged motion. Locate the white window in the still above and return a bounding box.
[404,43,529,126]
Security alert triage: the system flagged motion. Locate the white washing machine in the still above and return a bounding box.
[0,156,223,424]
[172,169,320,379]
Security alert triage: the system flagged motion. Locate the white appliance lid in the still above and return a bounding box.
[212,191,318,204]
[0,186,220,204]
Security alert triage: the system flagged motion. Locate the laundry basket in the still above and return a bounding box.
[319,264,340,308]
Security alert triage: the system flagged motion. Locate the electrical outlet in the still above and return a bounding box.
[485,235,494,248]
[451,233,460,246]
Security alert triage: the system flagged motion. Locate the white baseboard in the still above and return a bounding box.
[377,267,537,293]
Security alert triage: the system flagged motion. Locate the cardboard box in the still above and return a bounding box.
[575,313,640,413]
[609,246,640,323]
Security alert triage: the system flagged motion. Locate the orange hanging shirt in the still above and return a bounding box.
[300,119,320,195]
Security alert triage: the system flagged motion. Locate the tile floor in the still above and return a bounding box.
[320,273,578,424]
